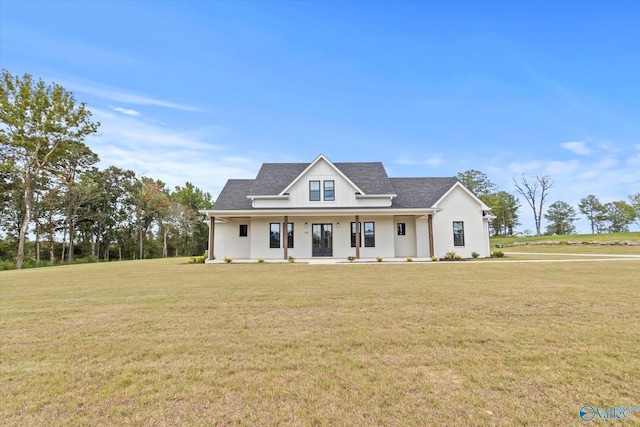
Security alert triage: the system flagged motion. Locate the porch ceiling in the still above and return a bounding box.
[200,207,438,219]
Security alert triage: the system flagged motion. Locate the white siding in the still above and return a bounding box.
[393,216,417,257]
[214,219,251,259]
[356,216,395,258]
[415,217,431,258]
[432,186,491,258]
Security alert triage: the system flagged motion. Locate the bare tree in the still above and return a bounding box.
[513,174,554,236]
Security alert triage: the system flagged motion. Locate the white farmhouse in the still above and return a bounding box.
[201,154,492,261]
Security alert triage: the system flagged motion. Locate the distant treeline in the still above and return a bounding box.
[1,70,212,269]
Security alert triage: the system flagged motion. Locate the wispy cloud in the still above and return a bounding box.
[59,79,204,112]
[560,141,591,155]
[87,107,259,195]
[395,155,444,166]
[91,108,215,151]
[546,160,581,176]
[110,106,141,116]
[507,161,544,174]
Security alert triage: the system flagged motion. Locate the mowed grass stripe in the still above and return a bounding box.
[2,259,639,426]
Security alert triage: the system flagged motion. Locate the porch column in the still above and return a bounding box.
[283,216,288,260]
[428,214,434,258]
[208,216,215,261]
[355,215,360,259]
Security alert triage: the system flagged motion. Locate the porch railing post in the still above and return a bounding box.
[283,216,288,260]
[428,214,435,259]
[355,215,360,259]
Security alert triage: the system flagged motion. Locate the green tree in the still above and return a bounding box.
[39,181,64,262]
[132,177,170,259]
[172,182,213,255]
[483,191,520,235]
[0,153,22,240]
[604,201,636,233]
[544,201,578,235]
[0,70,100,269]
[456,169,497,197]
[91,166,137,260]
[53,142,99,263]
[68,172,104,261]
[31,172,56,263]
[578,195,607,234]
[630,192,640,229]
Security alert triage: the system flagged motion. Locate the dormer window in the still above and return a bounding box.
[324,180,335,201]
[309,181,321,201]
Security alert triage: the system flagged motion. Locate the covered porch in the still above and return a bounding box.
[202,209,437,262]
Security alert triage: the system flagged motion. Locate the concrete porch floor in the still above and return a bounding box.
[206,257,433,264]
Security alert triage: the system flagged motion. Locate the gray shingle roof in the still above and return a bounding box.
[390,177,459,208]
[334,162,395,194]
[245,161,394,196]
[212,179,255,210]
[248,163,308,196]
[212,160,459,211]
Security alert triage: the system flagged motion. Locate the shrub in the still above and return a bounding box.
[347,255,356,262]
[471,251,480,259]
[74,256,98,264]
[376,256,383,262]
[444,251,457,260]
[406,256,413,262]
[257,258,265,263]
[431,256,438,261]
[492,250,505,258]
[0,260,15,270]
[224,257,233,263]
[288,255,295,263]
[188,255,206,264]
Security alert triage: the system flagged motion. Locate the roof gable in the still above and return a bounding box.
[432,181,491,210]
[280,154,365,195]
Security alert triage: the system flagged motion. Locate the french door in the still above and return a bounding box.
[312,224,333,257]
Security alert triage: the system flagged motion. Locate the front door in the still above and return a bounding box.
[312,224,333,257]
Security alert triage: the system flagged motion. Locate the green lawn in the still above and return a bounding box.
[2,258,639,426]
[504,245,640,256]
[491,232,640,257]
[491,231,640,248]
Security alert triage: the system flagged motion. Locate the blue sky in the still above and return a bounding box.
[2,0,639,232]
